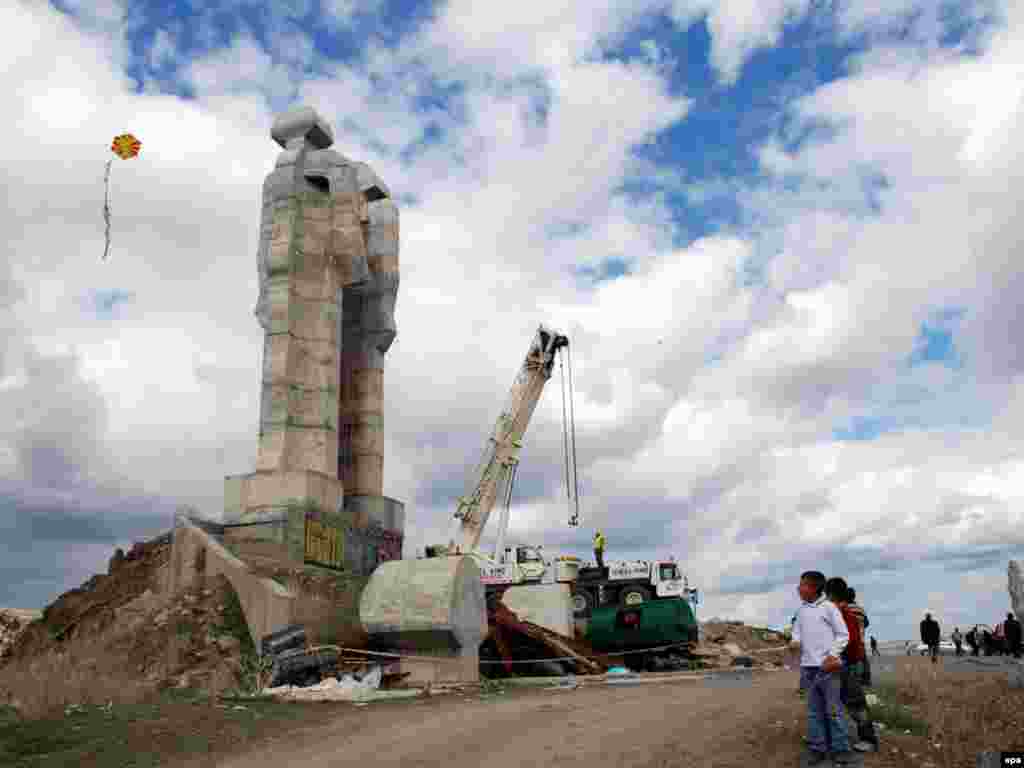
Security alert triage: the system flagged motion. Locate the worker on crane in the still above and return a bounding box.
[594,530,606,572]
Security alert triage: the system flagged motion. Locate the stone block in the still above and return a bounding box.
[395,651,478,685]
[271,106,334,150]
[349,418,383,456]
[360,556,486,662]
[247,470,341,515]
[501,583,574,638]
[262,335,337,392]
[351,368,383,402]
[351,456,383,497]
[256,428,286,472]
[283,427,337,476]
[289,297,336,344]
[344,495,404,532]
[290,270,340,301]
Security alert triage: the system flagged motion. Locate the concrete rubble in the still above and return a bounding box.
[0,609,42,660]
[691,621,789,669]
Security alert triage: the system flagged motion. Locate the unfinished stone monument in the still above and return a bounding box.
[1010,560,1024,620]
[224,105,404,574]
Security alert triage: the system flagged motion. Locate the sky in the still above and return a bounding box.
[1,0,1022,642]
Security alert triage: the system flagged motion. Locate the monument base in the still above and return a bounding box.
[224,469,346,569]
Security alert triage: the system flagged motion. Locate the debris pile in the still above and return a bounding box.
[693,621,789,668]
[2,533,172,665]
[0,533,254,709]
[483,600,606,677]
[0,609,41,660]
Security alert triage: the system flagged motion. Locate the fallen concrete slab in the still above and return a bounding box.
[360,555,487,684]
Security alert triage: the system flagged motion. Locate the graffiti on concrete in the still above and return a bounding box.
[343,523,404,575]
[305,518,344,570]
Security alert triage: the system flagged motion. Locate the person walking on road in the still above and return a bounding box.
[869,636,880,657]
[920,613,941,664]
[1005,612,1023,659]
[593,530,606,572]
[951,627,963,657]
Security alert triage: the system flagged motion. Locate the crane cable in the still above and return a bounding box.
[567,343,581,527]
[559,345,581,527]
[559,349,572,521]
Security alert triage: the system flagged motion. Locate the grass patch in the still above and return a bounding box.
[868,681,929,736]
[867,657,1024,765]
[0,686,318,768]
[173,618,192,639]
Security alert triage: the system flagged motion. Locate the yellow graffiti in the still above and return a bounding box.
[305,519,343,568]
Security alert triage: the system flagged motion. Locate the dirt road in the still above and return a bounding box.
[187,669,807,768]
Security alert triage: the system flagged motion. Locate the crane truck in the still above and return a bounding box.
[425,325,699,619]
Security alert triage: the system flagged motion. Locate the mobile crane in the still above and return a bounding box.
[425,325,698,620]
[425,324,574,572]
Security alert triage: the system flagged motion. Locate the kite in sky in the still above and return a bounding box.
[102,133,142,261]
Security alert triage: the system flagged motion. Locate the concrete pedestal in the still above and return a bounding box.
[224,469,345,568]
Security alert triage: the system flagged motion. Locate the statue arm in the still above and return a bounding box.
[253,185,274,330]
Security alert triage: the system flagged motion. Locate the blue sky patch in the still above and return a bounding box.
[832,415,886,441]
[908,307,965,369]
[85,289,135,318]
[574,257,630,285]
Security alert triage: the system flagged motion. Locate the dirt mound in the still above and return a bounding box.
[2,533,172,666]
[695,620,789,667]
[0,531,260,718]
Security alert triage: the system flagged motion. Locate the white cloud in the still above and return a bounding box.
[2,0,1023,638]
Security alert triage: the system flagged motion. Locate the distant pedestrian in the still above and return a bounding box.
[869,636,880,657]
[982,627,996,656]
[827,578,879,754]
[1005,612,1023,659]
[847,588,871,687]
[593,530,606,571]
[965,626,980,656]
[920,613,941,664]
[791,571,853,766]
[951,627,963,657]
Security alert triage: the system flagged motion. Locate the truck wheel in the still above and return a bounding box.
[619,586,651,607]
[572,591,595,618]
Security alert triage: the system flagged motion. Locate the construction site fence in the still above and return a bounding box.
[290,643,791,667]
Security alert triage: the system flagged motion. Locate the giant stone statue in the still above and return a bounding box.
[224,105,404,572]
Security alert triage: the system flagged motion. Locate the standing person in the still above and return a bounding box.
[847,588,871,687]
[982,627,995,656]
[1005,612,1023,659]
[994,620,1007,655]
[966,626,979,656]
[920,613,941,664]
[790,571,856,766]
[827,578,879,754]
[593,530,606,571]
[951,627,963,657]
[869,636,880,657]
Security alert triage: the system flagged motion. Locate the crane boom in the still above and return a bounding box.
[451,325,569,554]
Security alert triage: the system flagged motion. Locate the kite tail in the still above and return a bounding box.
[102,158,113,261]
